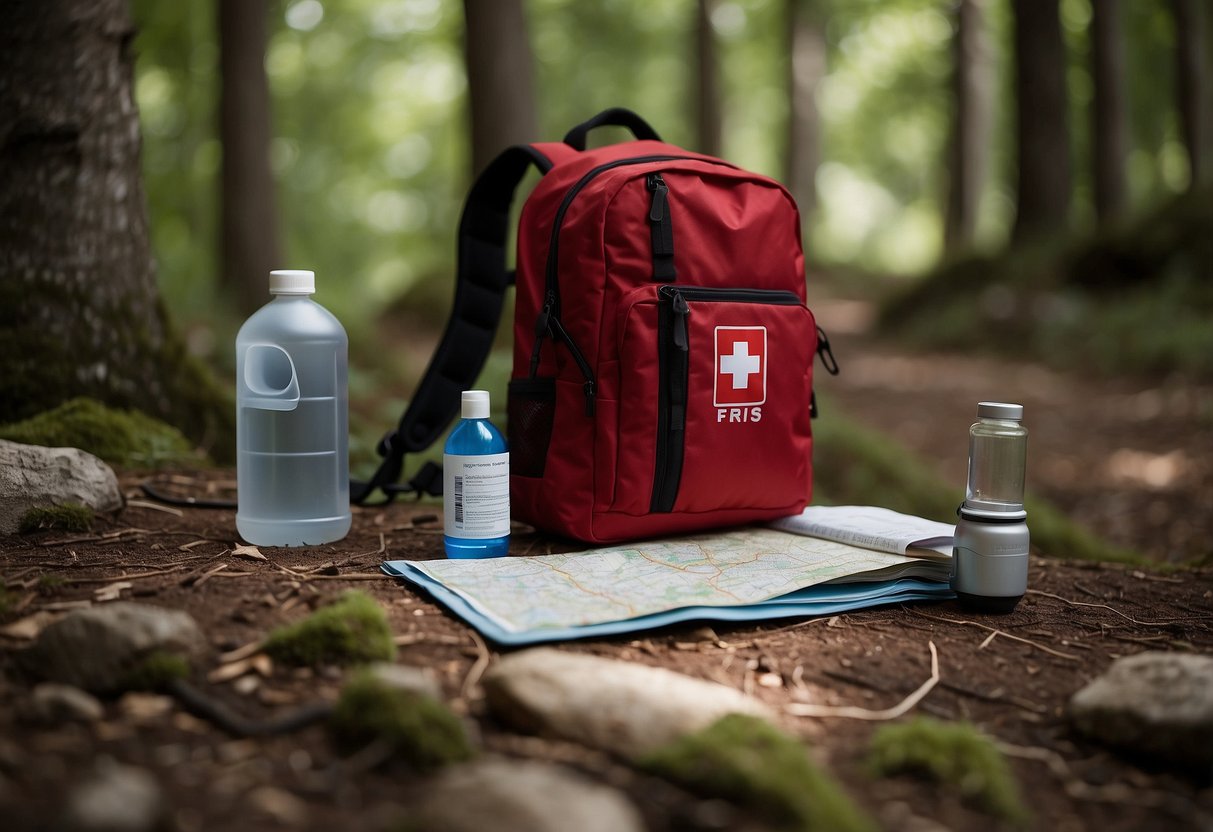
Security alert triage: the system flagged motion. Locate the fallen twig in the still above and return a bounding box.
[460,629,492,702]
[36,529,150,548]
[125,500,184,517]
[1026,589,1212,627]
[785,641,939,720]
[909,609,1079,662]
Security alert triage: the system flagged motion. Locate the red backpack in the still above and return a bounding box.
[354,109,837,543]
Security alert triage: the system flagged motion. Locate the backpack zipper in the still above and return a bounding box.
[650,285,803,513]
[530,154,734,417]
[646,173,676,281]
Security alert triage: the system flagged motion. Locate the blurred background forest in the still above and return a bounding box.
[2,0,1211,559]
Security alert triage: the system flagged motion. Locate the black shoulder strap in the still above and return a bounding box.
[351,144,552,505]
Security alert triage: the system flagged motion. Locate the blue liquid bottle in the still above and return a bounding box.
[443,390,510,558]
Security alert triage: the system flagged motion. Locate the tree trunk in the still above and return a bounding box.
[785,0,825,223]
[463,0,538,177]
[1172,0,1209,187]
[218,0,281,318]
[696,0,723,157]
[944,0,993,250]
[0,0,233,456]
[1091,0,1129,222]
[1011,0,1071,242]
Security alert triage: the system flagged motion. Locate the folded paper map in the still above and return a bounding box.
[771,505,956,560]
[382,526,953,645]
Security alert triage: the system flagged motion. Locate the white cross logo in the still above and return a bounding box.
[720,341,761,389]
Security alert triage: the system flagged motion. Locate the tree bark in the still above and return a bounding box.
[0,0,232,455]
[1091,0,1129,222]
[696,0,723,157]
[944,0,993,250]
[1172,0,1209,188]
[1011,0,1071,242]
[785,0,825,223]
[218,0,281,317]
[463,0,538,177]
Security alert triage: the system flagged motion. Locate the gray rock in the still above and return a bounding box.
[62,759,165,832]
[27,683,105,723]
[363,663,442,700]
[21,603,206,694]
[0,439,122,535]
[1069,651,1213,767]
[414,758,645,832]
[483,648,773,759]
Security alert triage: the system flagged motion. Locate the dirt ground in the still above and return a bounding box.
[3,301,1213,831]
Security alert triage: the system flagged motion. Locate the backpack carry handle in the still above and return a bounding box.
[563,107,662,151]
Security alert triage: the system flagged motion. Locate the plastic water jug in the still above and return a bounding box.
[236,269,351,546]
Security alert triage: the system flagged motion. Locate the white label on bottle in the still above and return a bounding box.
[443,453,510,539]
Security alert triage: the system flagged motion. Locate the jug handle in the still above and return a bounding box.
[241,344,300,411]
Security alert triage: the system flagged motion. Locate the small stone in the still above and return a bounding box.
[247,786,310,826]
[62,759,165,832]
[483,648,773,758]
[21,602,205,694]
[1069,651,1213,767]
[362,663,442,700]
[26,683,104,724]
[0,440,122,535]
[413,758,645,832]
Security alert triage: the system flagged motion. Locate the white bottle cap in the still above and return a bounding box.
[977,401,1023,421]
[269,269,315,295]
[462,390,490,419]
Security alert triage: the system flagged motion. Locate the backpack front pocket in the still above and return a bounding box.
[612,285,815,516]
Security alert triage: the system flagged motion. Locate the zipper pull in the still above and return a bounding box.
[583,380,596,416]
[671,290,690,352]
[529,297,555,377]
[647,173,668,222]
[816,325,840,375]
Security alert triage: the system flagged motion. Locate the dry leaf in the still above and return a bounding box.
[94,581,133,602]
[232,543,267,561]
[250,654,274,677]
[208,658,253,684]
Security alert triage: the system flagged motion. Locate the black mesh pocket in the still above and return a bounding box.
[508,377,556,478]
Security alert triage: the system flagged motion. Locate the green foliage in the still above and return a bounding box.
[813,405,1142,563]
[263,591,395,668]
[867,718,1029,825]
[881,187,1213,380]
[18,504,93,535]
[638,714,877,832]
[332,671,474,771]
[0,398,201,469]
[121,650,192,691]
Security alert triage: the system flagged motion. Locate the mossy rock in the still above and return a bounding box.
[263,591,395,668]
[0,398,200,468]
[638,713,876,832]
[867,717,1029,825]
[120,650,192,691]
[19,503,93,534]
[331,671,474,771]
[812,407,1142,564]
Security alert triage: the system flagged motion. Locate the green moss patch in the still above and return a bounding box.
[813,408,1142,564]
[638,714,876,832]
[868,718,1028,825]
[332,671,474,771]
[263,591,395,668]
[0,397,200,468]
[121,651,192,691]
[18,504,93,534]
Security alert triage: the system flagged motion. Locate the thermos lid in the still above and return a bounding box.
[977,401,1023,421]
[269,269,316,295]
[462,389,491,420]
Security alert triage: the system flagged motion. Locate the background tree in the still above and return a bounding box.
[1091,0,1129,223]
[696,0,723,157]
[218,0,281,317]
[0,0,230,453]
[944,0,993,250]
[463,0,538,176]
[1171,0,1209,188]
[1011,0,1071,242]
[785,0,826,223]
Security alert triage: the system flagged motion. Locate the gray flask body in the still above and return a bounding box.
[236,289,350,546]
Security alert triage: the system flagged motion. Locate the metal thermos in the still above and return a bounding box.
[950,402,1029,613]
